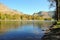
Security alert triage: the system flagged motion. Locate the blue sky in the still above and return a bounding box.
[0,0,55,15]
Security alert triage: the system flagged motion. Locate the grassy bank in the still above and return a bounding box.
[52,21,60,28]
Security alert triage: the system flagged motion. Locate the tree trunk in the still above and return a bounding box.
[58,0,60,20]
[55,0,58,21]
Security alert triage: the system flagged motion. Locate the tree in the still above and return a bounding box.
[58,0,60,20]
[48,0,60,21]
[1,14,6,20]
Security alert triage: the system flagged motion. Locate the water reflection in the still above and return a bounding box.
[0,21,53,40]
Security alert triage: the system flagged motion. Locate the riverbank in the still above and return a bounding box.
[0,18,55,21]
[0,20,55,22]
[42,21,60,40]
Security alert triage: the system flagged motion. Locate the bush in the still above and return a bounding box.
[44,18,52,20]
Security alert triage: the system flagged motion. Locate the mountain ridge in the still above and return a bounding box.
[0,3,24,15]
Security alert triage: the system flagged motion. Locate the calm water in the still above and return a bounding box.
[0,21,53,40]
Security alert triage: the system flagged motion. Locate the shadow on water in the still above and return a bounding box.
[0,21,53,40]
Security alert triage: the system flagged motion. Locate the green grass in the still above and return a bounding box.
[57,21,60,25]
[53,21,60,28]
[53,25,60,28]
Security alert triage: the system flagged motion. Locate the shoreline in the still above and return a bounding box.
[0,20,55,22]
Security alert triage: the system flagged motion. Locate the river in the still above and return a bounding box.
[0,21,53,40]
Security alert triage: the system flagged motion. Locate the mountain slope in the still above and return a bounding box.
[33,11,55,18]
[0,3,24,15]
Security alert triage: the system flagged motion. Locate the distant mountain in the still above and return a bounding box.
[33,11,42,16]
[48,11,55,17]
[33,11,55,18]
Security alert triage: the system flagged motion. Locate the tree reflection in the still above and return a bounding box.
[0,21,53,34]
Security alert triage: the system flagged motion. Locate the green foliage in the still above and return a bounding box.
[44,18,52,20]
[1,14,6,20]
[57,22,60,25]
[0,12,53,20]
[0,14,1,19]
[53,25,60,28]
[53,21,60,28]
